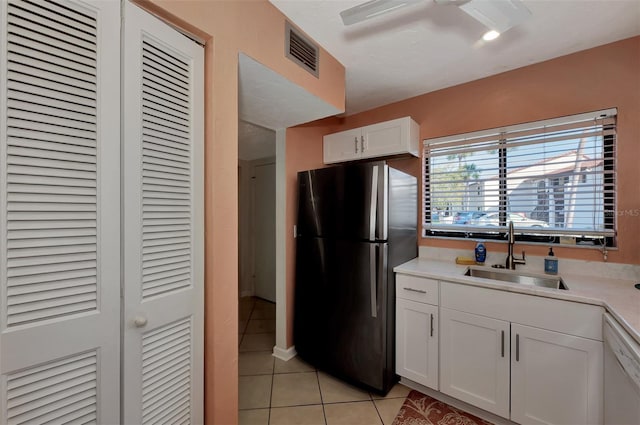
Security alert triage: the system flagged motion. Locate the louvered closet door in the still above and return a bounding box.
[0,0,120,424]
[123,2,204,424]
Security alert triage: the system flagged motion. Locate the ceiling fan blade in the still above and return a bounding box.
[340,0,424,26]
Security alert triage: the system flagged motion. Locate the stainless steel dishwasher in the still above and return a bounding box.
[603,313,640,424]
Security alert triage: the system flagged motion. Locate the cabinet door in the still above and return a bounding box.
[122,3,205,424]
[396,299,438,389]
[0,1,121,423]
[511,324,603,425]
[361,117,416,159]
[440,308,510,418]
[323,128,361,163]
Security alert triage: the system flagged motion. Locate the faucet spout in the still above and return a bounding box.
[506,220,526,270]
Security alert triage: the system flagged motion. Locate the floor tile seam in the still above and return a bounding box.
[320,398,377,406]
[267,361,275,425]
[273,370,318,375]
[239,372,275,377]
[268,403,324,410]
[315,370,329,425]
[371,396,406,401]
[270,401,327,409]
[371,398,385,425]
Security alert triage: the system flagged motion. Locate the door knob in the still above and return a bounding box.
[134,316,148,328]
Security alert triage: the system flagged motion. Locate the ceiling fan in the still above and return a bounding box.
[340,0,532,37]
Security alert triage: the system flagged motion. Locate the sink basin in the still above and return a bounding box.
[464,267,568,290]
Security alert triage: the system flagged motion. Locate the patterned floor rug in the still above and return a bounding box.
[392,390,494,425]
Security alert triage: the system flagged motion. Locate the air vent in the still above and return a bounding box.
[285,22,319,78]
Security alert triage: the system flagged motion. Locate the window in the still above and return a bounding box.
[424,109,616,246]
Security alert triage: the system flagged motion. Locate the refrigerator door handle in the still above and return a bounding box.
[369,165,379,241]
[370,244,377,318]
[379,165,388,240]
[377,244,388,317]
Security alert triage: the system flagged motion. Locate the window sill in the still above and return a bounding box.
[421,234,617,251]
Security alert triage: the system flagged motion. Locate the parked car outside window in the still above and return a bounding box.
[453,211,486,225]
[474,212,549,228]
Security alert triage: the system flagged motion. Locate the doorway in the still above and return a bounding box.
[238,121,276,302]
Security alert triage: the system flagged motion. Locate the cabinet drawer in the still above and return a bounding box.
[441,281,604,341]
[396,274,439,305]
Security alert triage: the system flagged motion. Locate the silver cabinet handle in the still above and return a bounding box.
[354,136,358,153]
[403,287,426,294]
[361,135,365,152]
[430,314,434,337]
[501,330,505,357]
[516,333,520,361]
[134,316,148,328]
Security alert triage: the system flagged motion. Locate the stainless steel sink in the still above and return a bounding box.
[464,267,568,290]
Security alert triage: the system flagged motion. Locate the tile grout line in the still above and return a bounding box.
[371,397,385,425]
[316,370,328,425]
[267,360,274,425]
[238,298,254,348]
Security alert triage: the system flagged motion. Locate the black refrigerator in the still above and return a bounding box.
[294,161,417,394]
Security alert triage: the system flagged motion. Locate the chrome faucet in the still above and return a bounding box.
[506,221,526,270]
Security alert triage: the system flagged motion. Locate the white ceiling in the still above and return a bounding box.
[238,53,341,160]
[270,0,640,115]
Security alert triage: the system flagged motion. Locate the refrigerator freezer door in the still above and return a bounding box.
[297,163,387,241]
[294,236,390,391]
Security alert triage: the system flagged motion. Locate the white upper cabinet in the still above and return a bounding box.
[323,117,419,164]
[323,127,362,163]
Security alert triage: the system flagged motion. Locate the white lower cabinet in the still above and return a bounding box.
[396,299,439,389]
[440,308,510,418]
[511,323,603,425]
[397,277,604,424]
[439,291,603,425]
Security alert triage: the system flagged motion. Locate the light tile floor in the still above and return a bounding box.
[239,297,409,425]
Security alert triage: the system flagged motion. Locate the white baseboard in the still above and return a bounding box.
[399,378,517,425]
[272,345,297,361]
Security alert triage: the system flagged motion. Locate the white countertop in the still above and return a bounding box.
[395,257,640,344]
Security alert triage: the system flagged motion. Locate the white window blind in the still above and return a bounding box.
[424,109,616,243]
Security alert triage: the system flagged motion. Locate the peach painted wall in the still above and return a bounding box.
[133,1,345,424]
[285,36,640,345]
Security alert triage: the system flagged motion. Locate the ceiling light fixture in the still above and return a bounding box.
[459,0,531,34]
[482,30,500,41]
[340,0,423,26]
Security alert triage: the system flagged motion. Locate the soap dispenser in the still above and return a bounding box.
[544,247,558,275]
